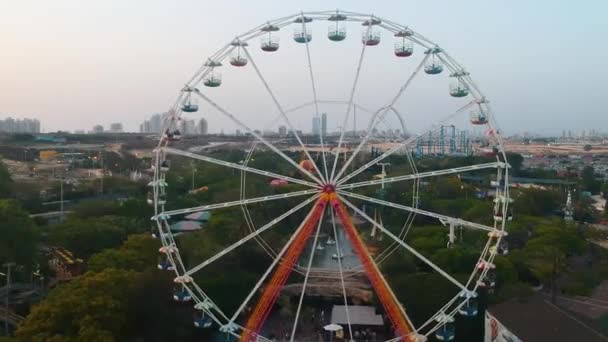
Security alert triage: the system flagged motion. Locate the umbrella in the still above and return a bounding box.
[323,324,343,342]
[323,323,343,332]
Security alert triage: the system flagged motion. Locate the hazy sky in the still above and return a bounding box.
[1,0,606,135]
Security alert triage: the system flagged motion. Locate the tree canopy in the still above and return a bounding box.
[0,199,39,270]
[0,158,13,197]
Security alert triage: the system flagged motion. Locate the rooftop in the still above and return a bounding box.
[489,294,608,342]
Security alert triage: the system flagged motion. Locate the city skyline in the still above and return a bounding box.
[1,1,606,135]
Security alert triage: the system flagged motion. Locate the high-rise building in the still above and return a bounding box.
[321,113,327,136]
[92,125,104,134]
[0,117,41,133]
[312,117,321,135]
[139,113,168,133]
[278,125,287,136]
[198,118,208,135]
[177,119,197,135]
[109,123,123,133]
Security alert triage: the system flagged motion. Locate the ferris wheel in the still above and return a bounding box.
[149,9,511,342]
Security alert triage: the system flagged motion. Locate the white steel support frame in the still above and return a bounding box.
[337,100,477,186]
[192,89,323,185]
[329,15,373,183]
[158,188,318,218]
[240,43,327,183]
[332,53,430,183]
[152,9,510,342]
[339,162,504,191]
[162,146,318,189]
[240,142,279,259]
[329,206,354,338]
[289,207,324,341]
[339,189,496,232]
[183,194,320,277]
[228,201,320,324]
[339,195,468,292]
[300,14,330,180]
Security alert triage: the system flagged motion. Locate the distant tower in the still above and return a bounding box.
[312,117,321,135]
[109,123,123,133]
[321,113,327,136]
[278,125,287,137]
[198,118,208,135]
[92,125,104,134]
[564,189,574,222]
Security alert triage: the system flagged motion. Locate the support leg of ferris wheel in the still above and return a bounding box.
[332,53,430,184]
[192,89,324,185]
[241,44,327,183]
[239,196,328,342]
[330,197,416,340]
[329,204,354,338]
[337,100,477,187]
[289,204,324,342]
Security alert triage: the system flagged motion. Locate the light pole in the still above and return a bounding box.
[2,262,15,335]
[191,162,197,191]
[60,177,64,221]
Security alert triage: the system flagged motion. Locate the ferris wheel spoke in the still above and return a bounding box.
[333,53,431,184]
[183,193,320,277]
[337,100,476,186]
[241,45,326,184]
[289,204,324,342]
[337,190,495,233]
[192,89,324,185]
[329,17,373,183]
[161,146,318,189]
[329,205,354,338]
[338,162,504,190]
[338,195,468,292]
[228,200,321,323]
[300,15,330,181]
[159,188,318,218]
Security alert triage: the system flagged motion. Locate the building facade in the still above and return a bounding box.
[199,118,208,135]
[0,117,41,133]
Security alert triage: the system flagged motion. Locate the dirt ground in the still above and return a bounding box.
[503,140,608,155]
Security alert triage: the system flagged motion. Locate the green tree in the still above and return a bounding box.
[49,218,127,259]
[0,158,14,197]
[513,188,561,216]
[581,166,601,194]
[525,223,585,303]
[16,268,196,342]
[0,200,39,270]
[17,269,138,341]
[88,234,159,273]
[505,152,524,174]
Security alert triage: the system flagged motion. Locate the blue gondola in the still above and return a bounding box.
[173,286,192,303]
[194,313,213,329]
[458,291,478,317]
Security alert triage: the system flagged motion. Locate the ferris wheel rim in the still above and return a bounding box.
[151,8,511,341]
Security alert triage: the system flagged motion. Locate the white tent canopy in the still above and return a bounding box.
[330,305,384,326]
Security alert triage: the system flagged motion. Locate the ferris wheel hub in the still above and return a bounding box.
[322,183,336,194]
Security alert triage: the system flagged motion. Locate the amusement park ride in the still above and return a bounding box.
[148,9,511,342]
